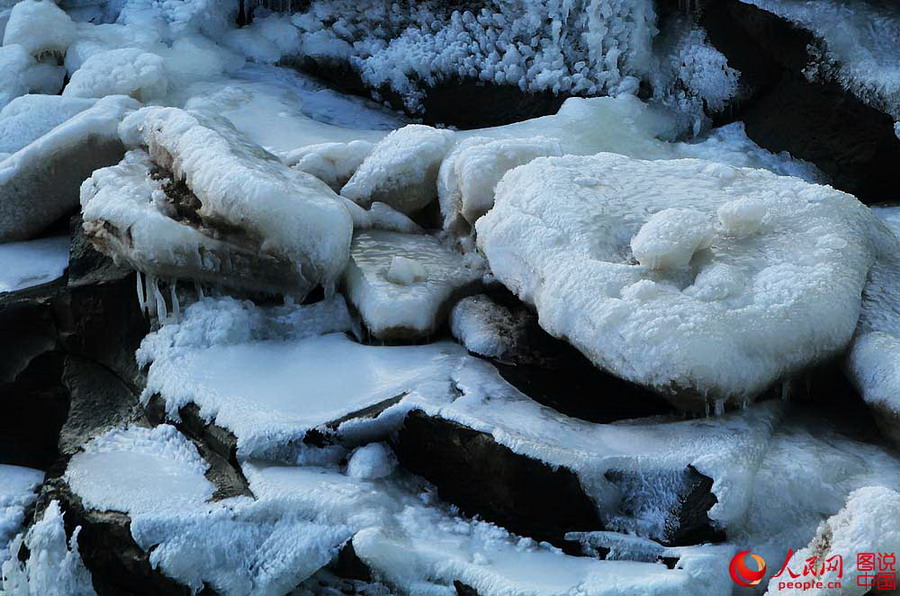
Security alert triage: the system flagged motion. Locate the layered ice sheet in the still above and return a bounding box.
[342,230,483,339]
[477,153,876,407]
[0,236,69,293]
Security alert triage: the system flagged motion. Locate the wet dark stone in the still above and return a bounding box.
[699,0,900,203]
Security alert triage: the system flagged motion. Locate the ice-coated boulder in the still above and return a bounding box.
[83,107,353,298]
[341,229,483,340]
[477,153,877,409]
[0,95,95,155]
[341,124,455,214]
[63,48,168,102]
[2,0,76,58]
[0,44,65,109]
[286,140,374,192]
[0,94,138,242]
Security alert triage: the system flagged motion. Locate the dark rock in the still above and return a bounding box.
[455,580,479,596]
[699,0,900,203]
[395,410,723,549]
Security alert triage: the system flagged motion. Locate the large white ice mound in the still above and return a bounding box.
[108,107,353,294]
[64,48,168,102]
[2,0,76,57]
[341,124,456,214]
[477,153,876,407]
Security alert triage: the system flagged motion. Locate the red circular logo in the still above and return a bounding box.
[730,551,767,588]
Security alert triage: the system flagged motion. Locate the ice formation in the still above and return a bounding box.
[449,294,531,361]
[285,140,373,191]
[0,95,95,156]
[2,0,76,58]
[0,44,65,110]
[63,48,169,102]
[0,94,137,242]
[477,153,876,407]
[0,464,43,563]
[341,124,456,214]
[83,107,353,298]
[342,230,483,339]
[0,235,70,293]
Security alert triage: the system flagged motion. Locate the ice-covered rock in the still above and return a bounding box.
[0,464,43,562]
[477,153,877,408]
[341,124,456,214]
[766,486,900,596]
[0,95,95,155]
[2,0,76,58]
[0,236,69,293]
[449,294,533,362]
[0,94,137,241]
[438,136,563,229]
[84,107,353,298]
[285,140,374,191]
[64,48,168,102]
[341,200,422,234]
[0,44,64,109]
[342,230,483,340]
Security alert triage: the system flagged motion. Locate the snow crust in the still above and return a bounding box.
[0,94,136,241]
[342,230,483,339]
[0,44,64,110]
[477,153,876,406]
[0,235,69,293]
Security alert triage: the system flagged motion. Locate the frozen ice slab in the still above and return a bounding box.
[342,230,483,340]
[0,464,43,562]
[139,297,467,459]
[0,94,138,241]
[477,153,877,408]
[0,236,69,293]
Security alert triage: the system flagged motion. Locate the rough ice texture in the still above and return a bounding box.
[449,294,530,361]
[438,135,563,230]
[0,236,69,293]
[64,47,168,101]
[137,295,463,459]
[0,94,137,241]
[108,107,353,295]
[2,0,76,56]
[341,124,456,214]
[741,0,900,120]
[342,230,483,340]
[846,206,900,446]
[291,0,658,111]
[0,44,64,110]
[0,500,96,596]
[476,153,876,407]
[766,486,900,596]
[630,208,714,270]
[0,95,95,155]
[0,464,43,563]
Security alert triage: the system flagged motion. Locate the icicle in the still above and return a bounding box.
[154,280,168,322]
[741,397,749,410]
[781,379,791,402]
[704,401,710,418]
[146,274,158,317]
[136,270,146,313]
[713,399,725,417]
[194,280,205,300]
[170,280,180,322]
[283,294,295,307]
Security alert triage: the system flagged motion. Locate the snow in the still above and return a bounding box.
[137,296,466,459]
[0,44,64,110]
[341,124,456,214]
[0,236,69,293]
[476,153,876,407]
[341,230,483,339]
[717,198,767,239]
[766,486,900,596]
[741,0,900,120]
[0,500,96,596]
[114,107,353,296]
[285,140,373,191]
[2,0,76,57]
[0,94,137,242]
[346,443,396,480]
[0,464,43,563]
[630,208,714,270]
[63,48,168,101]
[0,95,94,155]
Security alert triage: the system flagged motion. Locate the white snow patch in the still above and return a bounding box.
[0,236,69,293]
[346,443,396,480]
[64,48,168,101]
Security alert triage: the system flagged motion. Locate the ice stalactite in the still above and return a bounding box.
[781,379,791,402]
[170,280,180,322]
[136,270,146,313]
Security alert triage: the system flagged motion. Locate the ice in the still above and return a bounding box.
[342,230,483,339]
[717,198,767,239]
[285,140,373,191]
[138,296,466,459]
[476,153,876,407]
[741,0,900,120]
[341,200,422,234]
[2,0,76,58]
[438,136,563,230]
[341,124,456,214]
[109,107,353,296]
[63,47,168,101]
[766,486,900,595]
[0,236,69,293]
[0,464,43,563]
[449,294,531,361]
[630,208,714,270]
[0,500,96,596]
[0,44,64,110]
[346,443,396,480]
[0,94,137,241]
[0,95,94,155]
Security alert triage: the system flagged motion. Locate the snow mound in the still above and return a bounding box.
[107,107,353,296]
[0,236,69,293]
[2,0,76,57]
[438,136,563,229]
[342,230,483,339]
[341,124,456,214]
[0,94,137,242]
[286,140,373,191]
[0,500,95,596]
[476,153,876,407]
[64,48,168,102]
[0,464,43,563]
[767,486,900,596]
[0,95,94,155]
